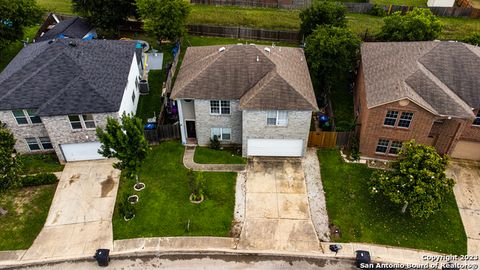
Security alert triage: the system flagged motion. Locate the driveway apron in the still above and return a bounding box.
[238,158,320,252]
[447,160,480,255]
[22,160,120,261]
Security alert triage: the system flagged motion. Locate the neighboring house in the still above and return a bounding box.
[35,14,96,42]
[171,44,318,157]
[355,41,480,161]
[427,0,455,7]
[0,38,141,163]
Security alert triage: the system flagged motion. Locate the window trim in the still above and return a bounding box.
[25,137,53,152]
[68,114,96,130]
[388,140,403,155]
[375,139,403,156]
[397,112,414,129]
[375,139,390,154]
[210,100,231,115]
[11,109,42,125]
[266,110,288,127]
[210,127,231,141]
[383,110,398,127]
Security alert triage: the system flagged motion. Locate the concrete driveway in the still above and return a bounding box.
[447,160,480,255]
[22,160,120,261]
[238,158,320,252]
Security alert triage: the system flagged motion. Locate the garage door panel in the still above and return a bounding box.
[451,141,480,160]
[247,139,303,157]
[61,142,105,162]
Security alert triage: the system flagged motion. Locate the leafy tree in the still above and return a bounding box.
[305,26,361,93]
[299,1,347,37]
[0,0,43,51]
[136,0,191,44]
[0,125,22,194]
[72,0,136,35]
[377,8,443,41]
[369,140,454,219]
[464,32,480,46]
[96,113,149,178]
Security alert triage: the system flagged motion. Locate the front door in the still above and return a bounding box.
[186,121,196,138]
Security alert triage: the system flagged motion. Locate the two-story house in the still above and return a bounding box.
[171,44,318,157]
[0,38,141,163]
[355,41,480,160]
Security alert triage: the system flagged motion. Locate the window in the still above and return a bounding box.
[376,139,389,153]
[383,111,398,126]
[39,137,53,150]
[389,141,403,155]
[135,77,139,90]
[266,111,288,126]
[211,128,231,141]
[398,112,414,128]
[210,100,230,115]
[132,90,136,103]
[26,137,41,151]
[474,111,480,126]
[68,114,95,130]
[12,109,42,125]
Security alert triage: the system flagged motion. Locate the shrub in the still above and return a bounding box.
[464,32,480,46]
[210,135,220,150]
[377,9,443,41]
[118,193,136,219]
[350,137,360,161]
[188,170,205,201]
[369,4,386,17]
[300,1,347,37]
[21,173,58,187]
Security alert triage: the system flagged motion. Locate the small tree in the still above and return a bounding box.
[305,26,361,93]
[72,0,136,35]
[0,125,22,195]
[369,140,454,219]
[96,113,149,178]
[464,32,480,46]
[299,1,347,37]
[136,0,191,44]
[377,8,443,41]
[0,0,43,52]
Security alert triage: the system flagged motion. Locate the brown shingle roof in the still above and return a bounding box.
[361,41,478,119]
[171,44,318,111]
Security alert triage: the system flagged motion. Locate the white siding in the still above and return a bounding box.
[118,54,141,117]
[427,0,454,7]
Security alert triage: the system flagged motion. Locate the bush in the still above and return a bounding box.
[300,1,347,37]
[21,173,58,187]
[118,193,136,219]
[210,135,220,150]
[464,32,480,45]
[377,9,443,41]
[350,137,360,161]
[188,170,205,201]
[369,4,386,17]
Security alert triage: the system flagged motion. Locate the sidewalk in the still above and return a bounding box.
[183,146,246,172]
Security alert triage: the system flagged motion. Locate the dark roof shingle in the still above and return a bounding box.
[36,17,92,42]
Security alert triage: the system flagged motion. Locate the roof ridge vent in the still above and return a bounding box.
[218,47,225,52]
[264,47,271,53]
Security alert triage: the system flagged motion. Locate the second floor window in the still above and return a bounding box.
[12,109,42,125]
[474,111,480,126]
[210,100,230,115]
[68,114,95,130]
[398,112,414,128]
[383,110,414,128]
[266,111,288,126]
[383,111,398,126]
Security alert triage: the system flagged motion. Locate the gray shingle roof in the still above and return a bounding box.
[36,17,92,42]
[171,44,318,111]
[0,38,136,116]
[361,41,479,119]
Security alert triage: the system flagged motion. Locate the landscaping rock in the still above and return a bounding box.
[0,207,7,216]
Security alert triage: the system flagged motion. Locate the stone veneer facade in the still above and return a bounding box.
[0,110,118,163]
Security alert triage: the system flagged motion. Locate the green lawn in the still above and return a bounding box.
[194,147,246,164]
[18,154,64,175]
[112,141,237,239]
[318,149,467,254]
[37,0,73,14]
[0,184,56,250]
[369,0,427,6]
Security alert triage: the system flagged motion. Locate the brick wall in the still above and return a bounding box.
[241,110,311,156]
[193,100,243,146]
[42,113,118,162]
[459,109,480,142]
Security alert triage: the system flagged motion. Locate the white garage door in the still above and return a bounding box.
[61,142,105,162]
[247,139,303,157]
[451,140,480,160]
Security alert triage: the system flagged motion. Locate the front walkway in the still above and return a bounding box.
[183,146,246,172]
[21,160,120,261]
[447,160,480,255]
[238,158,320,252]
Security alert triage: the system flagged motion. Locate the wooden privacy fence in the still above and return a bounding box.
[187,24,301,43]
[308,131,354,148]
[190,0,311,9]
[144,123,181,143]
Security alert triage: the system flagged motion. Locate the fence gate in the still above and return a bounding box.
[308,131,337,148]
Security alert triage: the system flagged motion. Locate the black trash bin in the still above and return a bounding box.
[94,249,110,267]
[355,250,371,268]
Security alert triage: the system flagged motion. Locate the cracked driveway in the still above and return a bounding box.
[238,158,320,252]
[22,160,120,261]
[447,160,480,255]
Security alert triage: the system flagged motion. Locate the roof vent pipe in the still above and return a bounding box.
[256,56,259,62]
[264,47,271,53]
[218,47,225,52]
